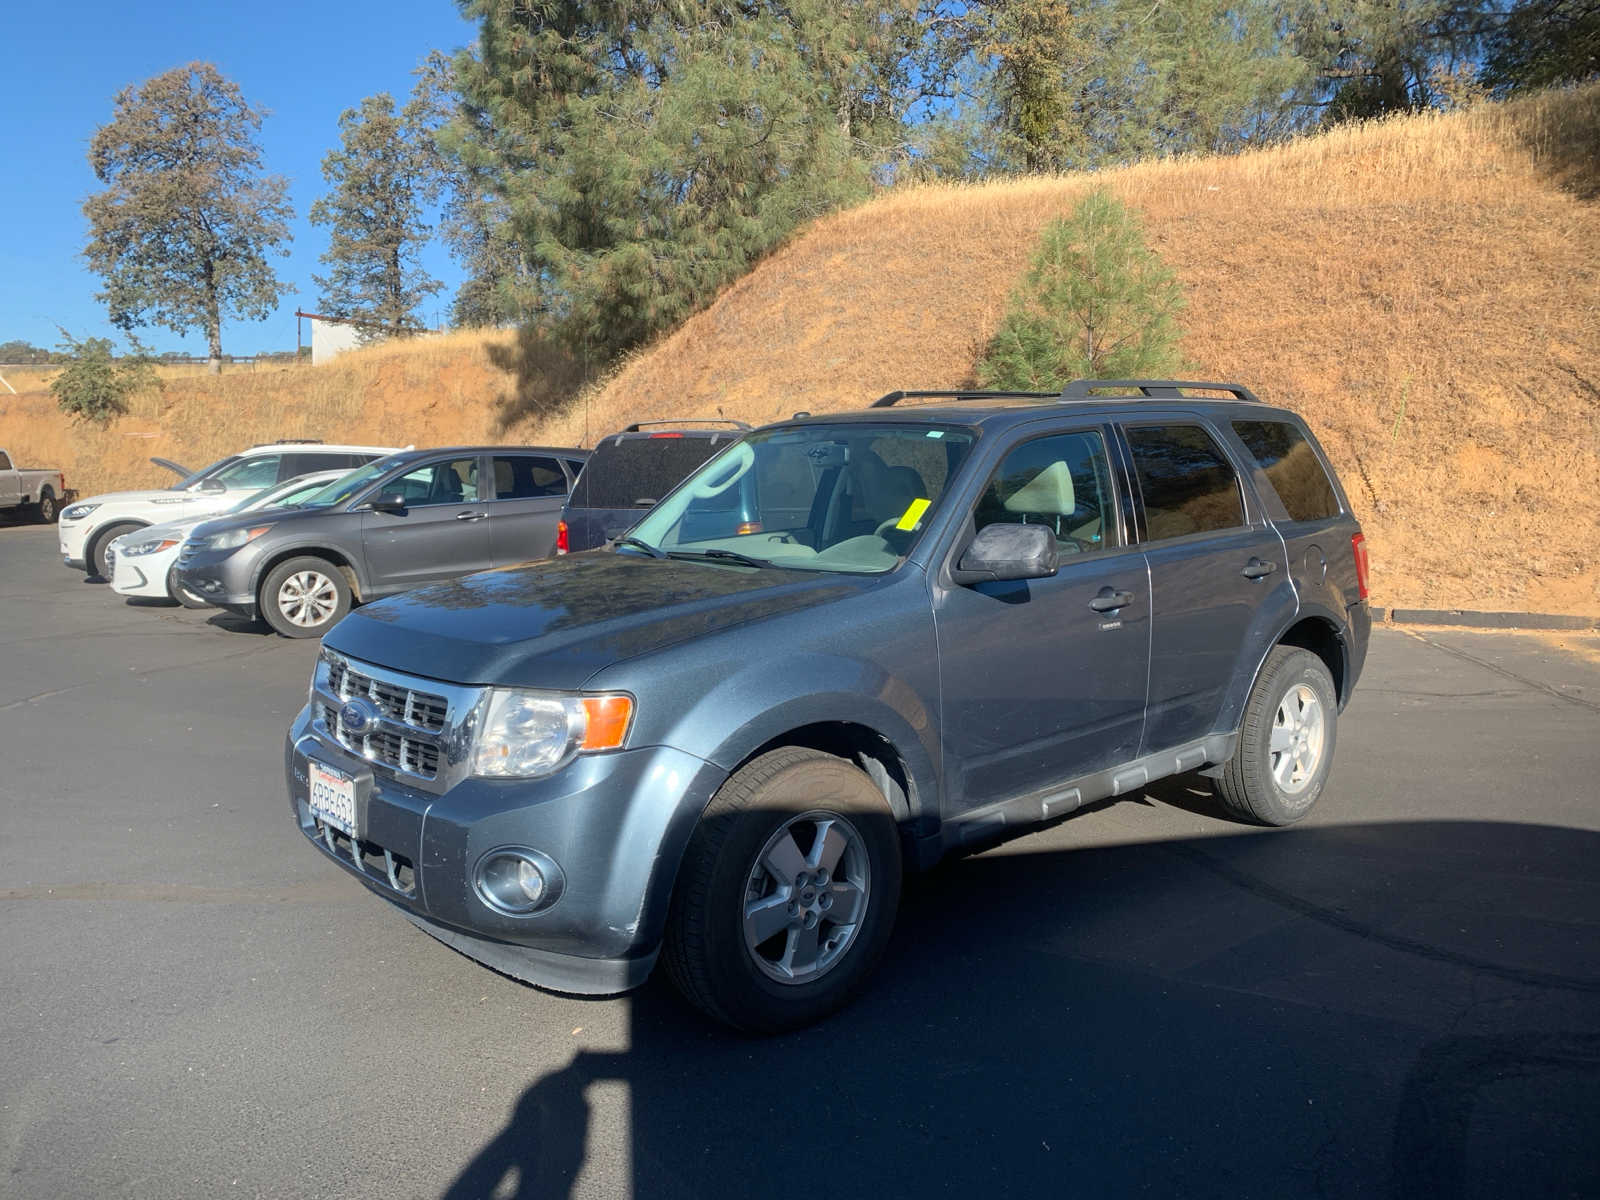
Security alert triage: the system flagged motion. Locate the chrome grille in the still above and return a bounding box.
[310,650,475,786]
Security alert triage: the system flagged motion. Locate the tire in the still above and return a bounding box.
[663,747,903,1033]
[259,555,351,639]
[35,490,57,524]
[1216,646,1338,826]
[167,565,212,609]
[87,522,142,580]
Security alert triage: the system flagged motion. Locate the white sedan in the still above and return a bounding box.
[107,469,346,605]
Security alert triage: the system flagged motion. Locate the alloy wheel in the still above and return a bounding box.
[742,811,871,985]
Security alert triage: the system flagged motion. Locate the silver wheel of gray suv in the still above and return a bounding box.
[664,747,902,1033]
[1217,646,1338,826]
[260,555,352,639]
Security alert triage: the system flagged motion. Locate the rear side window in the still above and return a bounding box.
[491,455,568,499]
[1126,425,1244,541]
[1232,420,1340,522]
[570,436,732,511]
[282,452,361,480]
[0,452,11,470]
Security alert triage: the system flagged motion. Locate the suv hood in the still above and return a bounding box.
[187,502,336,541]
[324,552,874,690]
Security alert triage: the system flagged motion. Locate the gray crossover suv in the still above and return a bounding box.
[179,446,587,637]
[284,382,1371,1031]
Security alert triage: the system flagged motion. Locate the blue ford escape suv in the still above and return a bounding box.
[285,381,1371,1032]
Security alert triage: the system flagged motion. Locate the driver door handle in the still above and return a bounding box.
[1089,588,1135,612]
[455,510,489,522]
[1241,557,1278,579]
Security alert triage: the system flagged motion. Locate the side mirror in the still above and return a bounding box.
[951,524,1058,586]
[369,493,408,516]
[195,478,227,493]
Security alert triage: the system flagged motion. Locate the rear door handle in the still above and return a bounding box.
[1241,557,1277,579]
[455,511,489,522]
[1089,588,1135,612]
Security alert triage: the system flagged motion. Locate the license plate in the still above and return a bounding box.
[308,760,357,836]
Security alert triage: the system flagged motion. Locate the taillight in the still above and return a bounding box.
[555,520,569,555]
[1351,532,1370,599]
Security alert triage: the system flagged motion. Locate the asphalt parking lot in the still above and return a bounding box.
[2,520,1597,1199]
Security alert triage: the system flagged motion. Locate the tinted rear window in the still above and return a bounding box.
[570,436,734,511]
[1126,424,1245,540]
[1232,420,1340,522]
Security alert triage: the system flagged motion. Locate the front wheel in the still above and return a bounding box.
[663,747,903,1033]
[1216,646,1338,826]
[87,522,142,580]
[259,556,351,639]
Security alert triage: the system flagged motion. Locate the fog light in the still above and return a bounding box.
[474,848,563,915]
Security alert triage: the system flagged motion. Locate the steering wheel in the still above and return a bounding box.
[873,517,912,539]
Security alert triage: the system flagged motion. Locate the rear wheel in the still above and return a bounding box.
[35,490,57,524]
[259,556,351,639]
[663,747,902,1033]
[1216,646,1338,826]
[87,522,142,580]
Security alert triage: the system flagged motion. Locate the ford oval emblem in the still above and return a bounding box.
[340,698,379,735]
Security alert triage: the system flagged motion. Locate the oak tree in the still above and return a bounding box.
[82,63,291,374]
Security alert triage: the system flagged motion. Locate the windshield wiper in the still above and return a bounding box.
[668,547,774,569]
[613,536,666,559]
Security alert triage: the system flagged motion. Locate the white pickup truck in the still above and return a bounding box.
[0,448,68,523]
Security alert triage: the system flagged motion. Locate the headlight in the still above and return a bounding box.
[122,538,179,557]
[471,689,634,779]
[199,525,272,551]
[61,502,100,521]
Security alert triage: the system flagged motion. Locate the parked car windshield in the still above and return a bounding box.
[627,423,975,574]
[224,472,340,514]
[295,456,410,510]
[167,455,238,491]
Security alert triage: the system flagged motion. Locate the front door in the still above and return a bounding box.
[934,426,1150,815]
[360,455,492,594]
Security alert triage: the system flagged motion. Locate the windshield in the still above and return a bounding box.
[223,473,339,515]
[295,456,408,510]
[627,423,975,574]
[167,455,237,491]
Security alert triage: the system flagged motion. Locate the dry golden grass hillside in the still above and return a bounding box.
[3,87,1596,614]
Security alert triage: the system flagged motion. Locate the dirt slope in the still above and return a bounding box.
[2,88,1595,613]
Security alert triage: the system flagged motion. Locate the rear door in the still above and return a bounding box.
[486,453,572,565]
[359,454,491,594]
[934,423,1151,814]
[1120,419,1289,754]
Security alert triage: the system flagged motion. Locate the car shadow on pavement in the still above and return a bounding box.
[442,813,1600,1200]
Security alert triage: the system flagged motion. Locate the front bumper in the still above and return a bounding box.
[58,520,89,567]
[174,544,262,617]
[109,546,180,598]
[284,705,724,995]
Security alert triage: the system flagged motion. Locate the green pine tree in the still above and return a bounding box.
[310,87,446,336]
[976,190,1186,389]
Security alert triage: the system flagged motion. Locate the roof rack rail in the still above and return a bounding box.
[871,389,1058,408]
[252,438,325,446]
[1059,380,1261,404]
[621,419,751,432]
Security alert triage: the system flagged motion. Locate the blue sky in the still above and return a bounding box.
[0,0,479,358]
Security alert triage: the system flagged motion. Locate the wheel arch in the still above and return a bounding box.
[733,720,921,829]
[252,544,366,604]
[1218,609,1351,736]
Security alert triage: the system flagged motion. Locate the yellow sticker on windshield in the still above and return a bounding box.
[895,498,931,531]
